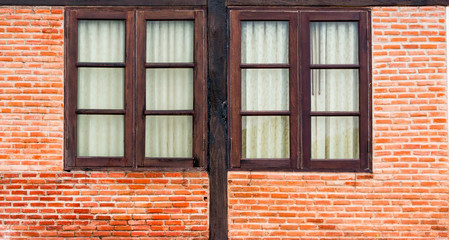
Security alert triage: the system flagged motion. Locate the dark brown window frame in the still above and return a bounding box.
[64,7,207,171]
[229,8,372,172]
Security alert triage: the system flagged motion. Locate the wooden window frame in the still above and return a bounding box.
[229,8,372,172]
[64,8,207,171]
[135,9,207,169]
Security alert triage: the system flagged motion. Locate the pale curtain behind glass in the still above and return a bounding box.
[147,21,193,63]
[77,115,124,156]
[310,22,359,159]
[77,20,125,156]
[146,116,192,158]
[241,21,290,158]
[145,21,194,158]
[241,21,288,64]
[78,20,125,63]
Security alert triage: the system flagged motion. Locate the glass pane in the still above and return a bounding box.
[310,22,358,64]
[242,116,289,158]
[78,68,124,109]
[311,117,359,159]
[77,115,124,157]
[241,21,288,64]
[311,69,359,112]
[145,116,192,158]
[146,69,193,110]
[147,21,194,63]
[78,20,125,63]
[242,69,289,111]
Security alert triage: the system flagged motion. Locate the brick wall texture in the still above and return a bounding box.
[0,5,447,240]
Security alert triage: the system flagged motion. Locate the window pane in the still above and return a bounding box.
[241,21,288,64]
[242,69,289,111]
[146,68,193,110]
[310,22,358,64]
[311,117,359,159]
[311,69,359,112]
[78,20,125,63]
[77,115,124,157]
[78,68,124,110]
[145,116,192,158]
[147,21,194,63]
[242,116,289,158]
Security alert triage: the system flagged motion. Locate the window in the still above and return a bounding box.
[64,8,206,170]
[229,9,371,171]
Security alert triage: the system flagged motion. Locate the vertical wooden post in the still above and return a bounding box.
[207,0,228,239]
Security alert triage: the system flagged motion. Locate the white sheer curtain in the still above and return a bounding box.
[146,116,192,158]
[241,21,288,64]
[145,21,194,158]
[77,20,125,157]
[310,22,359,159]
[241,21,290,159]
[78,20,125,63]
[147,21,193,63]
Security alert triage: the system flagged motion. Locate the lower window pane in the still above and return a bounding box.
[242,116,289,158]
[311,116,359,159]
[311,69,358,112]
[77,115,124,157]
[145,116,192,158]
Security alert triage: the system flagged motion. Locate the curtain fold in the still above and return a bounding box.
[241,21,288,64]
[78,20,125,63]
[147,21,194,63]
[145,116,192,158]
[145,21,194,158]
[77,20,126,157]
[77,115,124,157]
[310,22,359,159]
[146,69,193,110]
[241,21,290,159]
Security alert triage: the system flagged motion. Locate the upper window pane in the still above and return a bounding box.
[146,21,194,63]
[310,22,358,65]
[241,21,288,64]
[78,20,125,63]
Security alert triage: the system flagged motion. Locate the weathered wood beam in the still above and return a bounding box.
[207,0,228,239]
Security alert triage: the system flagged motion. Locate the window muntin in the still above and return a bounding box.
[230,9,370,171]
[65,9,206,170]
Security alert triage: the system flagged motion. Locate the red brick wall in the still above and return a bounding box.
[0,172,208,239]
[0,7,64,172]
[228,6,449,239]
[0,7,209,239]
